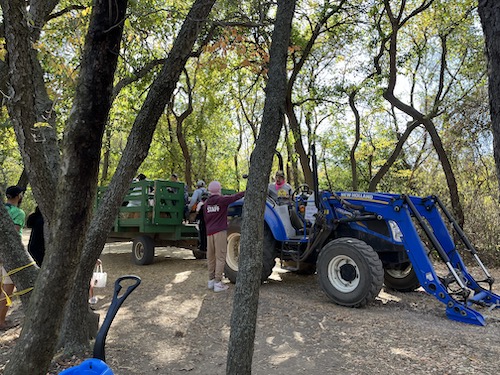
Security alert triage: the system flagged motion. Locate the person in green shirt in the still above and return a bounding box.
[1,185,26,330]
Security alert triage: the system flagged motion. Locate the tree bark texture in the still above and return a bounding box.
[0,1,57,217]
[0,2,66,365]
[0,205,39,308]
[226,1,296,374]
[478,1,500,197]
[58,0,216,353]
[0,1,61,220]
[4,0,128,373]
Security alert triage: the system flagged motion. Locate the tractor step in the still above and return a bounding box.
[279,241,301,271]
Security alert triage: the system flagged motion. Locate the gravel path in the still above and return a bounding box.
[1,240,500,374]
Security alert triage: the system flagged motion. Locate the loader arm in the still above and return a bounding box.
[333,192,500,326]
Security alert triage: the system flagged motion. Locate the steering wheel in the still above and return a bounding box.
[292,184,311,202]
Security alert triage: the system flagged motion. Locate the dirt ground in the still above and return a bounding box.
[2,231,500,374]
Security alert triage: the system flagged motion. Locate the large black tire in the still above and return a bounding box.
[317,237,383,308]
[224,218,276,284]
[384,263,420,292]
[132,235,155,265]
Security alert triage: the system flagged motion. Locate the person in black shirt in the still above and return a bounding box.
[26,206,45,267]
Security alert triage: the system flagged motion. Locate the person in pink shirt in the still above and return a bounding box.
[203,181,244,292]
[267,170,292,205]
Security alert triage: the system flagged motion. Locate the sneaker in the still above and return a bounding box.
[208,279,215,290]
[213,281,229,292]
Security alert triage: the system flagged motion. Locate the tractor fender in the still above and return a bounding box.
[263,201,289,241]
[228,199,288,242]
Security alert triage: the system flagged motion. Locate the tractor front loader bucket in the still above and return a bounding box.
[395,195,500,326]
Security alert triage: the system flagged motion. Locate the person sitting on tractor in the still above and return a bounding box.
[268,170,293,205]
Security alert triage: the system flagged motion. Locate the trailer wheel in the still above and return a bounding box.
[224,218,276,284]
[192,248,207,259]
[317,237,383,308]
[132,236,155,265]
[384,263,420,292]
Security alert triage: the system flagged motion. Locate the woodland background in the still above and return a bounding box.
[1,1,499,374]
[3,0,496,261]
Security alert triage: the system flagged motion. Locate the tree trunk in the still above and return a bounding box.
[170,71,195,190]
[348,91,360,191]
[284,1,347,187]
[368,120,420,192]
[378,0,463,225]
[0,205,39,309]
[57,0,217,355]
[0,2,61,210]
[422,118,465,225]
[478,1,500,197]
[100,127,112,184]
[4,1,128,373]
[285,102,313,186]
[16,168,29,189]
[226,0,296,374]
[0,1,60,223]
[285,122,299,185]
[235,115,243,190]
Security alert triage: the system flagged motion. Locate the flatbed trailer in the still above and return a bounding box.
[100,179,235,264]
[99,179,200,264]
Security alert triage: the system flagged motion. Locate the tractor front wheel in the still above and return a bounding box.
[317,237,383,307]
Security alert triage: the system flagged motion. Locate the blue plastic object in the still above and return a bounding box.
[59,276,141,374]
[59,359,113,374]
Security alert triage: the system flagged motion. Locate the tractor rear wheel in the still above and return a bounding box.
[132,235,155,265]
[384,263,420,292]
[224,218,276,283]
[317,237,383,307]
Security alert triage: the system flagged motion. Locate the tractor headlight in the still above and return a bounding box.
[389,220,403,243]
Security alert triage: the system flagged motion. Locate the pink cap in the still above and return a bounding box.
[208,181,221,195]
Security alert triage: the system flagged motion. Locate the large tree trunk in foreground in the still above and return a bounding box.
[4,0,128,373]
[58,0,217,354]
[0,206,38,307]
[478,1,500,196]
[226,0,296,374]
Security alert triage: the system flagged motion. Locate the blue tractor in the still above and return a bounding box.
[224,153,500,326]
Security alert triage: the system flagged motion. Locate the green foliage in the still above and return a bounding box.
[3,0,499,258]
[0,127,22,190]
